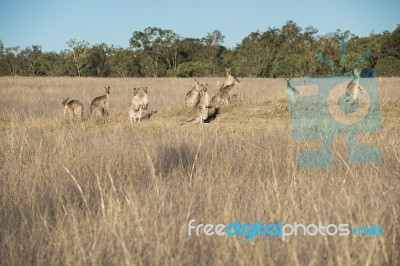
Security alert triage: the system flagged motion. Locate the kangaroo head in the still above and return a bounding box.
[133,88,139,96]
[61,98,69,106]
[194,79,201,92]
[353,69,360,79]
[104,86,110,95]
[225,67,231,76]
[201,83,208,92]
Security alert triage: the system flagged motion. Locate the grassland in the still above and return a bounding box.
[0,77,399,265]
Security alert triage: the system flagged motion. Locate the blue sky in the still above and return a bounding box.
[0,0,399,52]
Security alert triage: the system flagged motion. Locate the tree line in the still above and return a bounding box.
[0,21,399,78]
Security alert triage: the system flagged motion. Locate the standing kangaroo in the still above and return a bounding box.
[215,67,235,91]
[61,98,84,120]
[345,69,362,105]
[211,77,240,108]
[193,83,210,124]
[138,86,148,110]
[129,88,144,123]
[220,67,235,90]
[90,86,110,117]
[185,79,202,108]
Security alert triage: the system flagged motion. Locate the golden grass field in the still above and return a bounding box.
[0,76,399,265]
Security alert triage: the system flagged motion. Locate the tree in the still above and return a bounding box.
[234,31,274,77]
[199,30,226,75]
[173,61,214,77]
[130,27,181,77]
[5,46,20,76]
[0,40,4,55]
[0,21,399,77]
[66,39,90,77]
[19,45,42,76]
[375,56,400,76]
[158,30,181,70]
[38,52,61,76]
[380,25,400,59]
[0,40,10,76]
[271,57,296,78]
[88,43,109,77]
[108,47,139,77]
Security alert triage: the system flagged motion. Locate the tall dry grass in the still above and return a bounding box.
[0,77,399,265]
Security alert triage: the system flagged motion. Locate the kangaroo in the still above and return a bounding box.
[61,98,84,120]
[211,77,240,108]
[185,79,202,108]
[219,78,240,105]
[345,69,362,105]
[138,86,148,110]
[217,67,235,92]
[210,93,221,109]
[128,88,144,123]
[193,83,210,124]
[90,86,110,117]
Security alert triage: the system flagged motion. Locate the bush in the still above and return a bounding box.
[375,56,400,77]
[174,61,214,77]
[271,58,296,78]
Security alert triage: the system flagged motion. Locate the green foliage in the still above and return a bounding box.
[66,39,91,77]
[38,52,63,76]
[19,45,43,76]
[0,40,10,76]
[88,43,109,77]
[0,23,399,77]
[234,31,272,77]
[108,48,136,77]
[129,27,181,77]
[271,58,296,78]
[375,56,400,76]
[381,25,400,58]
[172,61,214,77]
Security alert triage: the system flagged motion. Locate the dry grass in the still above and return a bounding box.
[0,77,399,265]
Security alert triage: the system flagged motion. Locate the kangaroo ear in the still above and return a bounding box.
[144,87,148,94]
